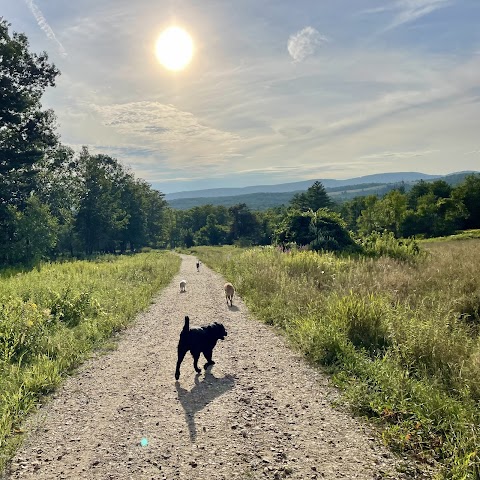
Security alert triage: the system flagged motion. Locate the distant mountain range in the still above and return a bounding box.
[165,171,478,210]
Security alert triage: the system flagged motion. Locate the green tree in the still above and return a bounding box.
[290,181,332,212]
[309,209,357,252]
[356,195,380,235]
[339,196,369,232]
[452,174,480,229]
[0,20,60,262]
[275,209,313,246]
[228,203,261,244]
[195,214,228,245]
[407,180,430,209]
[6,196,58,265]
[75,149,128,254]
[275,208,356,252]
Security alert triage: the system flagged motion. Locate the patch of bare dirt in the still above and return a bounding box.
[2,254,427,479]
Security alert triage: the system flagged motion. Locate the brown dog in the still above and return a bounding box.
[224,282,235,307]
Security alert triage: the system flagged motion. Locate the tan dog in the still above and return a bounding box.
[224,282,235,306]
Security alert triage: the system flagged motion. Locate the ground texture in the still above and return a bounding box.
[2,254,422,480]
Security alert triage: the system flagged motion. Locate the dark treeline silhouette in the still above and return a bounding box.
[2,19,480,267]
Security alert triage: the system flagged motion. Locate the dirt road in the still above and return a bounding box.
[3,254,412,479]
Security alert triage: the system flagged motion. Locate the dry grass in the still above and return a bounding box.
[190,241,480,479]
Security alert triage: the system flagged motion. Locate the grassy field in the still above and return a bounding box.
[0,252,180,470]
[419,229,480,243]
[189,242,480,479]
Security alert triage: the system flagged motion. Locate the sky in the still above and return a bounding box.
[1,0,480,194]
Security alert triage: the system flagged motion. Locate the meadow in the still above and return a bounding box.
[190,241,480,479]
[0,252,180,470]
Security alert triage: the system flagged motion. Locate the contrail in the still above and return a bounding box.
[24,0,67,56]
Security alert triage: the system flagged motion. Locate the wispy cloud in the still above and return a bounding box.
[359,149,438,160]
[365,0,452,31]
[24,0,67,56]
[287,26,328,62]
[90,101,242,167]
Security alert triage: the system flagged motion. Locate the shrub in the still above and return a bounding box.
[357,231,420,260]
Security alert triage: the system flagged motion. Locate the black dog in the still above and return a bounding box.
[175,316,227,380]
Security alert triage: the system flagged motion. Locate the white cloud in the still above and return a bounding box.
[287,26,328,62]
[366,0,453,31]
[359,150,438,160]
[89,101,242,168]
[24,0,67,56]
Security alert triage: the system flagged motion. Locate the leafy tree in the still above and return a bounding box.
[118,176,149,252]
[195,214,228,245]
[452,174,480,229]
[4,196,58,265]
[75,148,128,254]
[36,146,80,256]
[0,20,59,205]
[309,209,357,252]
[275,209,314,246]
[290,181,332,212]
[403,193,467,237]
[356,195,381,235]
[228,203,261,244]
[407,180,431,209]
[144,188,169,248]
[429,179,452,199]
[1,19,60,260]
[276,208,356,252]
[339,196,369,232]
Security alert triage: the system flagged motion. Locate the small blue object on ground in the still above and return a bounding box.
[140,437,148,447]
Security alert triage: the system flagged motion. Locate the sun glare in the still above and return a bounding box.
[155,26,193,71]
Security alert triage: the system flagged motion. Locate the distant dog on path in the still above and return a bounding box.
[224,283,235,307]
[179,280,187,292]
[175,316,227,380]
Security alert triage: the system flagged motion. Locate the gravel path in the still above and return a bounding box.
[3,254,415,480]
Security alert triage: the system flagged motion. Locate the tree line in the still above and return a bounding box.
[2,19,480,267]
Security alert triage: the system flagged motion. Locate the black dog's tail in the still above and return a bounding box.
[181,316,190,334]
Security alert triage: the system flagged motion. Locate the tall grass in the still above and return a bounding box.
[191,243,480,479]
[0,252,180,470]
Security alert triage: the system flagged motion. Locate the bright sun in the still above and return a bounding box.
[155,26,193,71]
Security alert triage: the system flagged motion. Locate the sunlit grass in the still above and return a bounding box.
[0,252,180,471]
[191,242,480,479]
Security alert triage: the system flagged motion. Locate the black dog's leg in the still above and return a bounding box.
[175,347,188,380]
[192,351,202,373]
[203,349,216,370]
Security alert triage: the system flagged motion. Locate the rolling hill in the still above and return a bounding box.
[165,171,478,210]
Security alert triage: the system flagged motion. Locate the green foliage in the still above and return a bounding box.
[0,20,59,207]
[0,252,180,466]
[228,203,262,244]
[276,208,357,252]
[309,209,358,252]
[0,300,51,363]
[453,174,480,230]
[290,181,332,211]
[357,231,420,261]
[193,242,480,478]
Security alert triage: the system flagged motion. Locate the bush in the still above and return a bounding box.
[357,231,420,260]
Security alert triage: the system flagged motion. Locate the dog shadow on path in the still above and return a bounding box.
[175,371,236,442]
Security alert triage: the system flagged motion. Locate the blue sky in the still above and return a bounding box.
[1,0,479,193]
